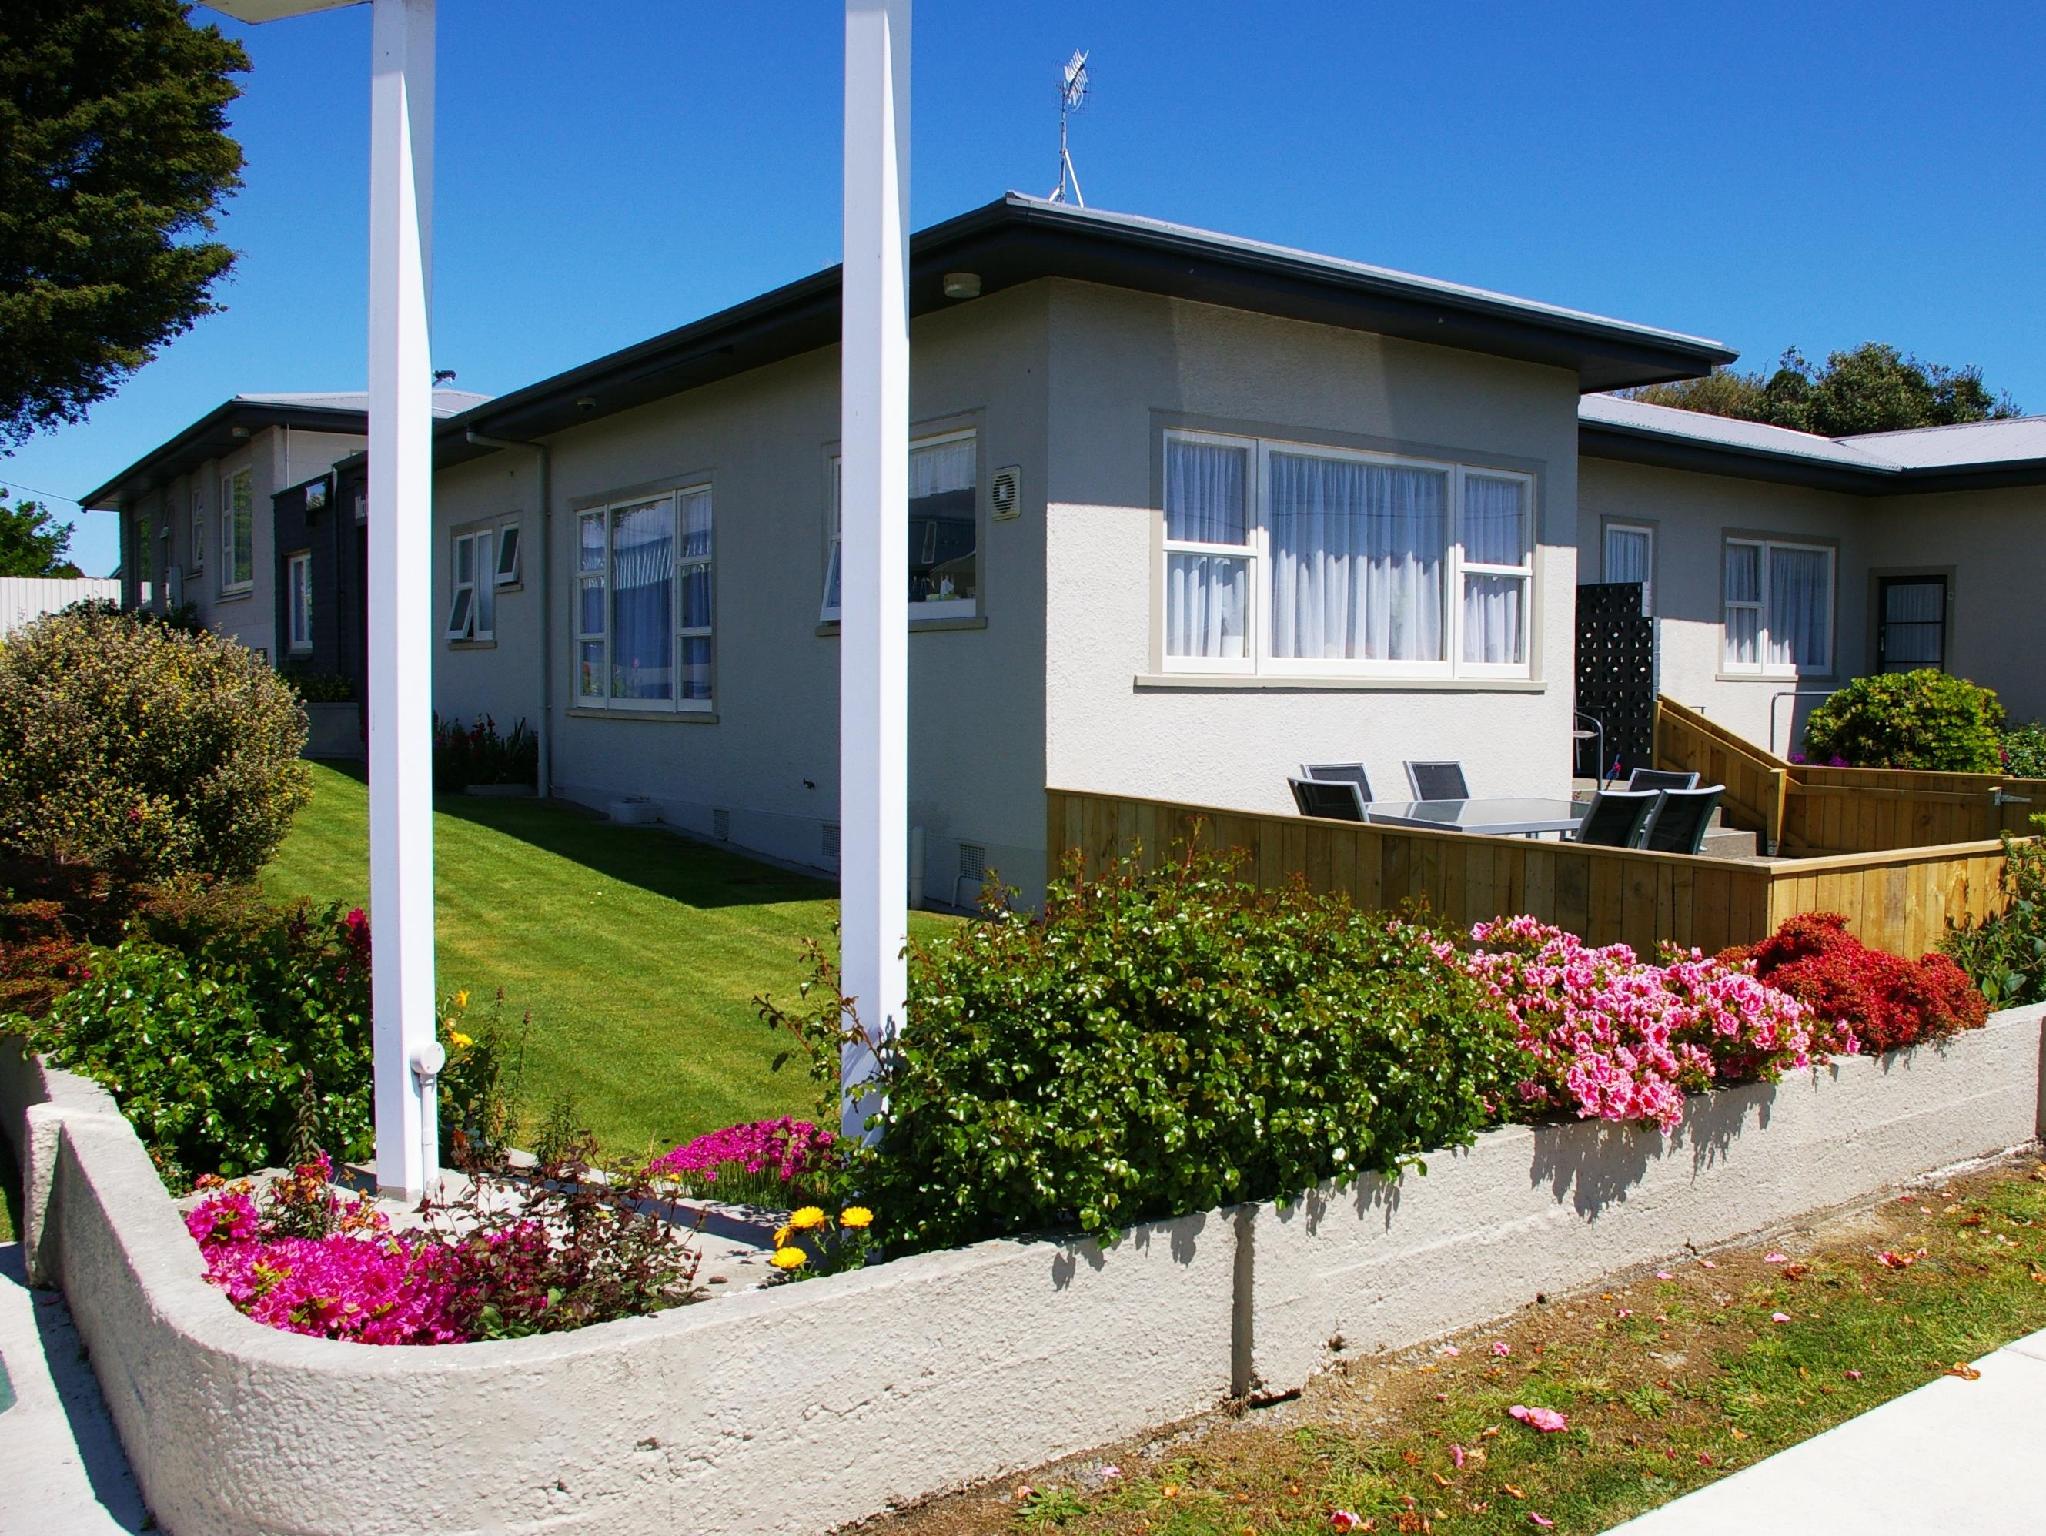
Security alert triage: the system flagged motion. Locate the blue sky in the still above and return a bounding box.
[11,0,2044,576]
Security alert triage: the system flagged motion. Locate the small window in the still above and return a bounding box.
[823,429,978,621]
[189,487,205,571]
[1878,576,1947,673]
[1603,522,1654,615]
[446,529,496,641]
[304,478,330,514]
[221,468,254,591]
[286,552,313,653]
[1723,537,1833,676]
[575,485,713,712]
[495,523,522,586]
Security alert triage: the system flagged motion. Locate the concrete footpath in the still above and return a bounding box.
[0,1244,146,1535]
[1606,1327,2046,1535]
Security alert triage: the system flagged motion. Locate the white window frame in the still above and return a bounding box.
[1155,429,1536,681]
[1721,536,1835,678]
[446,526,495,642]
[1603,520,1654,615]
[821,426,979,623]
[286,550,313,654]
[574,484,714,715]
[494,522,522,587]
[189,486,204,571]
[220,468,254,592]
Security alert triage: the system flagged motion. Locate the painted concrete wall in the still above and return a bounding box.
[1578,457,1868,754]
[429,285,1051,903]
[1042,281,1583,818]
[1870,484,2046,725]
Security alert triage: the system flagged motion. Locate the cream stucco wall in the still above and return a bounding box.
[1041,281,1582,818]
[430,285,1052,902]
[1577,458,1869,754]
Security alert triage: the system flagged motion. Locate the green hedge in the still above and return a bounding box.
[1802,670,2004,772]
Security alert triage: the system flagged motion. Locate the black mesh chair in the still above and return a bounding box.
[1404,760,1470,801]
[1626,768,1700,794]
[1288,776,1367,822]
[1300,761,1373,803]
[1639,785,1724,855]
[1572,788,1660,848]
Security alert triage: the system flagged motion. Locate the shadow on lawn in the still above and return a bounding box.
[430,789,840,914]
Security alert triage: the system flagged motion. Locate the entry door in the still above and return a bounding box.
[1877,576,1947,673]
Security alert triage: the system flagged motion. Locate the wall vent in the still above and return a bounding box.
[958,842,988,881]
[990,466,1022,520]
[821,822,841,866]
[712,808,730,841]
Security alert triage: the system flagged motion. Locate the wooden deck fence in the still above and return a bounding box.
[1653,696,2046,855]
[1047,787,2011,959]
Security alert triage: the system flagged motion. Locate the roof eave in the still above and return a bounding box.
[81,400,371,510]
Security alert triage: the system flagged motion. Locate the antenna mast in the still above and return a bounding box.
[1048,49,1089,206]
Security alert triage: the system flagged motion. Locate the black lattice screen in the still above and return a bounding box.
[1574,582,1655,778]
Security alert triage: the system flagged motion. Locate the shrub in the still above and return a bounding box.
[766,848,1526,1250]
[432,713,538,791]
[21,901,374,1186]
[1739,911,1988,1053]
[650,1116,838,1207]
[437,987,528,1164]
[1943,821,2046,1007]
[0,604,311,883]
[1464,918,1852,1133]
[2002,723,2046,780]
[284,669,356,703]
[1801,670,2005,773]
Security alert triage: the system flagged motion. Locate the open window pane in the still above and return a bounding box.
[1268,453,1446,662]
[445,587,474,639]
[495,525,522,585]
[609,498,674,701]
[1165,551,1249,660]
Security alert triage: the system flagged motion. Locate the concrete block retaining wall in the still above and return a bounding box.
[3,1009,2042,1536]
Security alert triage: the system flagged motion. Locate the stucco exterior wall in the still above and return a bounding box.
[429,285,1051,903]
[1869,484,2046,725]
[1042,282,1582,817]
[1578,457,1868,754]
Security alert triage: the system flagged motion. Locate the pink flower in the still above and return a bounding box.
[1615,1308,1634,1318]
[1492,1340,1512,1357]
[1438,1344,1461,1357]
[1330,1512,1364,1532]
[1846,1369,1863,1381]
[1771,1312,1792,1323]
[1655,1270,1674,1281]
[1530,1515,1555,1528]
[1508,1404,1568,1433]
[1764,1252,1789,1264]
[1700,1259,1718,1270]
[1449,1443,1467,1469]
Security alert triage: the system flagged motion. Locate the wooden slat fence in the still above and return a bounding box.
[1047,787,2011,959]
[1654,695,2046,855]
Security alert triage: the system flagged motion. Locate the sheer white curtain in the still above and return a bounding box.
[610,497,675,701]
[1766,546,1831,671]
[1603,524,1653,614]
[1724,542,1761,666]
[1462,475,1527,665]
[1164,439,1250,659]
[910,437,975,498]
[1268,452,1445,662]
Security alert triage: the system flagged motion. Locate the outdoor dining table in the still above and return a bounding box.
[1362,796,1588,837]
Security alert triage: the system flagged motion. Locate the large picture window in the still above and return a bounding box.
[220,468,254,591]
[575,485,713,713]
[823,429,977,621]
[1159,430,1534,679]
[1723,537,1834,676]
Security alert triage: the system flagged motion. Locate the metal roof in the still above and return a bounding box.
[438,193,1736,460]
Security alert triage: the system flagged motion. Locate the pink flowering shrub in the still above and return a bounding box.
[1463,917,1857,1134]
[651,1116,837,1205]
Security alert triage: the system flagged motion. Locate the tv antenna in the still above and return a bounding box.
[1047,49,1089,206]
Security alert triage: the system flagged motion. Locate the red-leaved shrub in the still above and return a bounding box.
[1731,912,1987,1053]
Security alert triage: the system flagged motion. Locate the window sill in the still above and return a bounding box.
[1714,671,1838,685]
[567,707,718,724]
[1134,672,1546,694]
[815,614,989,637]
[215,586,253,602]
[449,638,497,651]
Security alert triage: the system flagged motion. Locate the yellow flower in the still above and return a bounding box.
[769,1247,807,1271]
[789,1205,828,1231]
[447,1030,473,1050]
[454,989,470,1010]
[773,1224,795,1248]
[839,1206,874,1229]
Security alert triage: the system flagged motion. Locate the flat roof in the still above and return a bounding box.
[438,193,1736,461]
[1579,395,2046,493]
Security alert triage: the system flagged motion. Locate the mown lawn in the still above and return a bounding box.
[264,762,953,1159]
[860,1156,2046,1536]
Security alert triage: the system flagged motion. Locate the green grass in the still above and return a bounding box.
[0,1133,18,1244]
[865,1157,2046,1536]
[264,762,952,1159]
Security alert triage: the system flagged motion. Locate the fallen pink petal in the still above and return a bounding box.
[1764,1251,1789,1263]
[1530,1515,1555,1529]
[1450,1443,1467,1469]
[1655,1270,1675,1280]
[1492,1340,1512,1356]
[1772,1311,1792,1323]
[1508,1404,1569,1432]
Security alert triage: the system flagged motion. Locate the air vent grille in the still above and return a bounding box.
[990,465,1021,520]
[958,843,988,880]
[712,808,730,841]
[821,822,841,866]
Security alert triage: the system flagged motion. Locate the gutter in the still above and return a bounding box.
[464,430,553,799]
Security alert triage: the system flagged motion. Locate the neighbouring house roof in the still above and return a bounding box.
[437,193,1736,464]
[81,389,492,511]
[1579,394,2046,493]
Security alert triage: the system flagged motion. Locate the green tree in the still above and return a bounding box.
[0,498,79,576]
[0,1,249,448]
[1626,343,2019,438]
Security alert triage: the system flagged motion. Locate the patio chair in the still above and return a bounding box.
[1639,785,1724,856]
[1300,761,1373,802]
[1625,767,1700,794]
[1288,776,1367,822]
[1404,760,1470,801]
[1570,788,1660,848]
